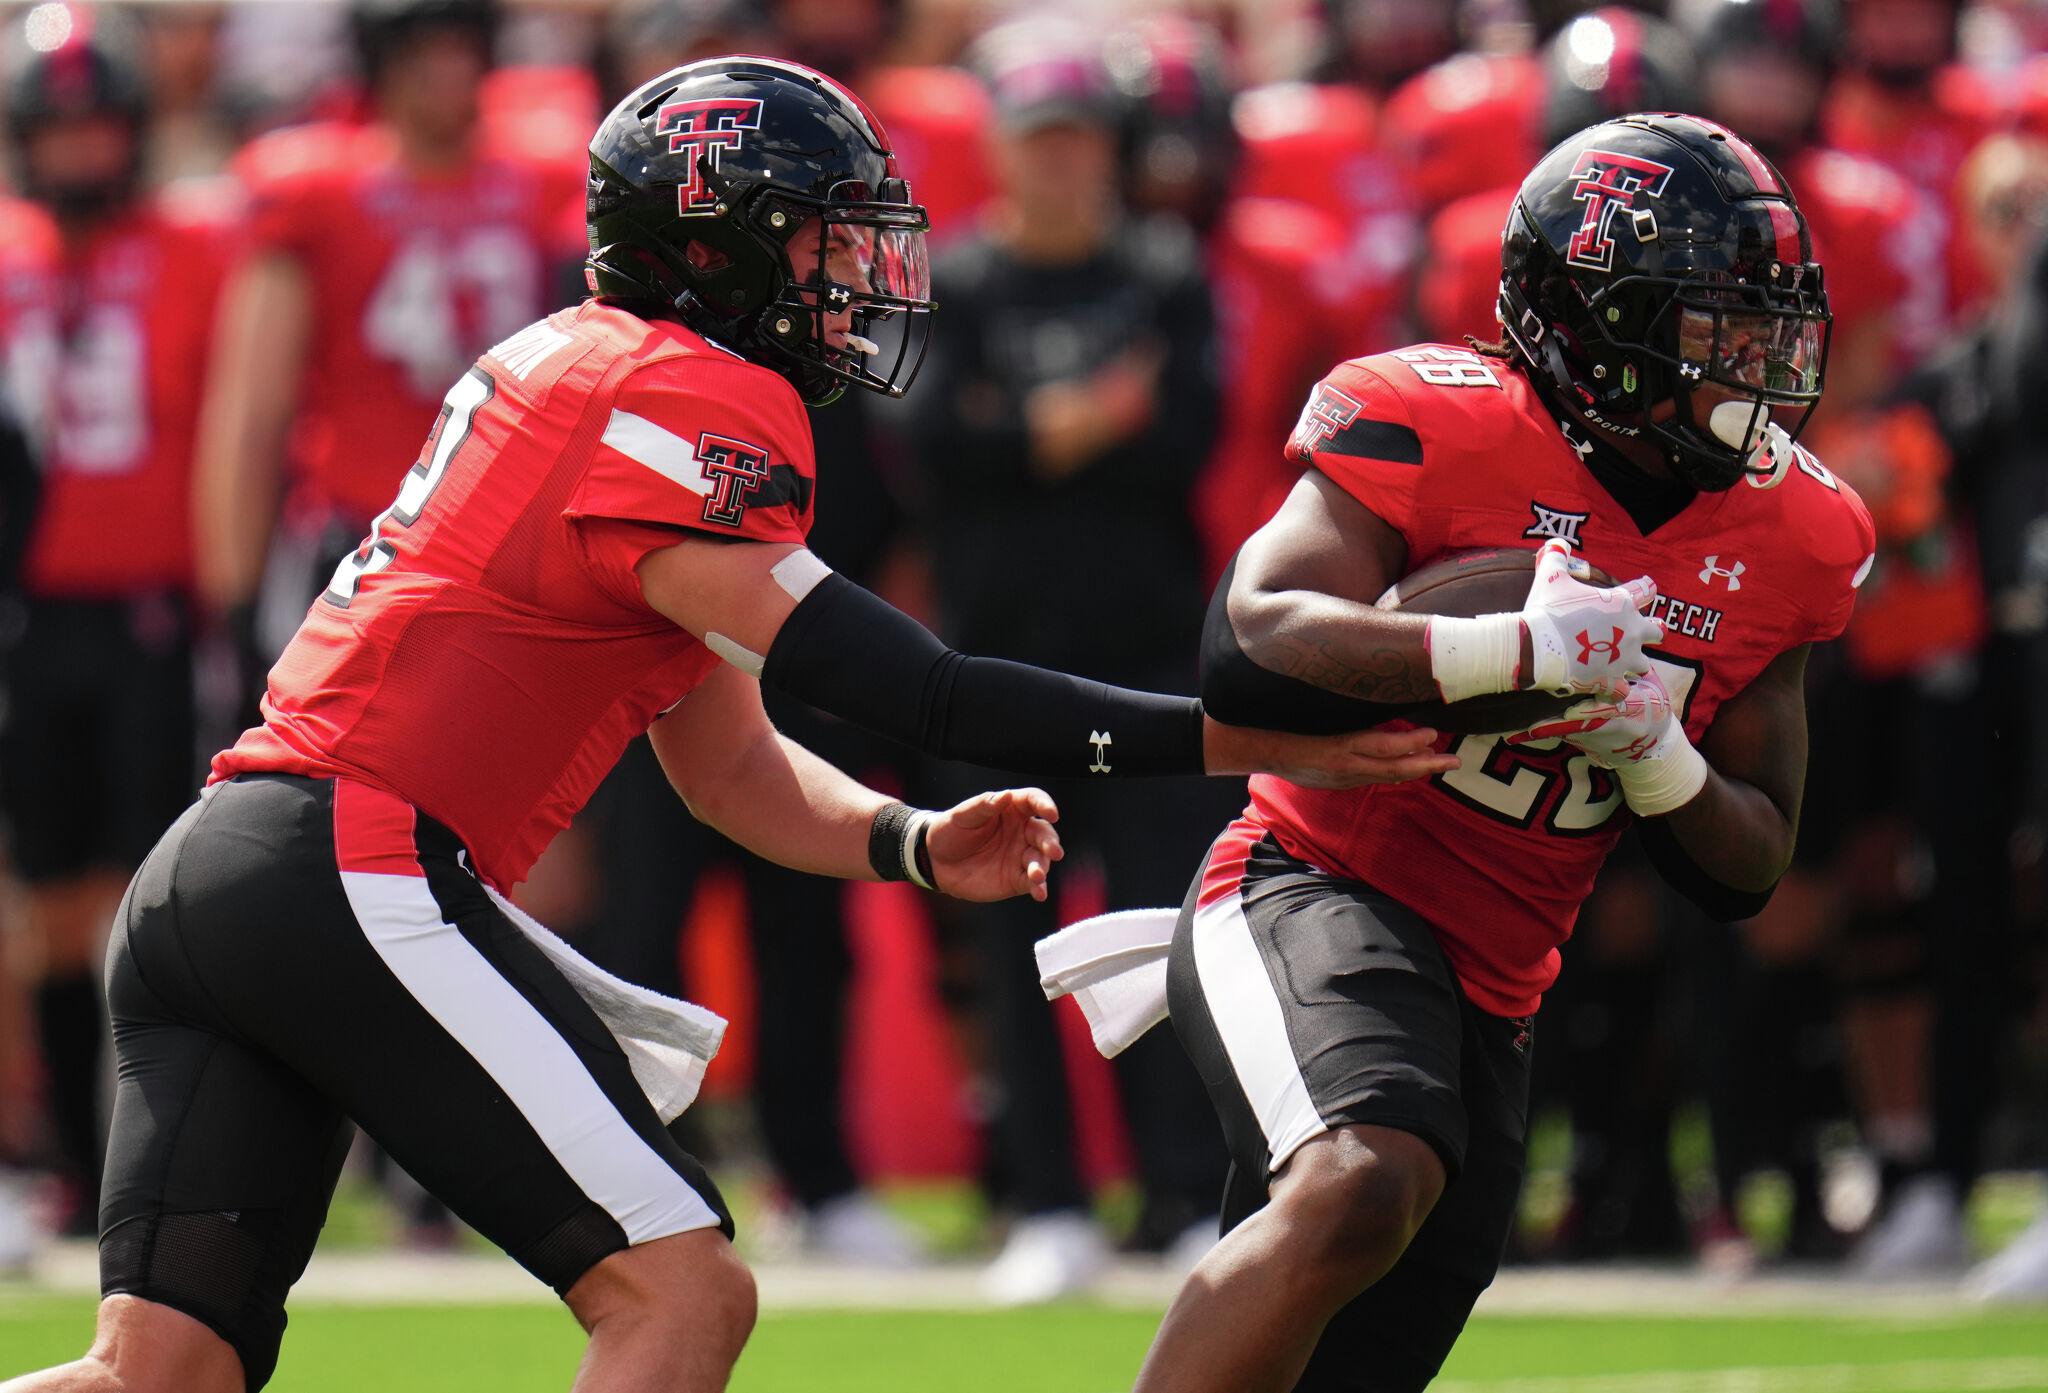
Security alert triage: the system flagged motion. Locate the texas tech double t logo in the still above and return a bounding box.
[1292,384,1364,454]
[655,98,766,211]
[1565,150,1676,272]
[696,433,770,527]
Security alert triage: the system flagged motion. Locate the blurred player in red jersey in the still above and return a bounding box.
[1413,7,1698,350]
[1687,0,1926,412]
[0,4,231,1236]
[1108,15,1355,579]
[1678,0,1960,1268]
[193,0,585,698]
[1230,0,1461,355]
[1135,116,1874,1392]
[762,0,993,243]
[1820,0,1992,350]
[3,58,1447,1393]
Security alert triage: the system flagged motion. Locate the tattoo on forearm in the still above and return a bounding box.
[1246,633,1439,705]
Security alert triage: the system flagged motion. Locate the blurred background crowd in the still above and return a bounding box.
[0,0,2043,1314]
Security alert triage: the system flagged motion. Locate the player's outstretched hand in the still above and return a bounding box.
[1519,538,1662,701]
[926,788,1066,903]
[1204,719,1462,789]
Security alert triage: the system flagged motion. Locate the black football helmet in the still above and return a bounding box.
[352,0,498,86]
[585,56,934,406]
[1540,8,1699,149]
[1682,0,1837,162]
[1106,15,1240,229]
[3,3,149,219]
[1499,113,1830,492]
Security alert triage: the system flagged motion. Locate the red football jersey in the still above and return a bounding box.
[1378,52,1542,218]
[1785,147,1929,369]
[1232,81,1418,343]
[213,302,817,889]
[234,121,586,529]
[1412,183,1515,348]
[1195,194,1356,578]
[0,187,234,598]
[1820,70,1993,336]
[1234,346,1875,1018]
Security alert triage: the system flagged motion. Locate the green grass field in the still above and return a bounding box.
[3,1297,2047,1392]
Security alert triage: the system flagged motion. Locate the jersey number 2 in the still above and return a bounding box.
[324,367,494,607]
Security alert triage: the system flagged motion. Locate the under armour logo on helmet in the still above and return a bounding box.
[1699,555,1745,590]
[655,97,766,211]
[1565,150,1676,273]
[1577,627,1624,665]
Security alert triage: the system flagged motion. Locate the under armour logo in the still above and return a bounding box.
[1699,556,1745,590]
[1524,502,1589,547]
[1577,627,1624,665]
[1614,734,1660,762]
[1088,730,1112,774]
[1558,422,1595,460]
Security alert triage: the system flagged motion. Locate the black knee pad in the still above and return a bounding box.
[100,1211,286,1391]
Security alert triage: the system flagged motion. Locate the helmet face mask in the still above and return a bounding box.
[586,57,936,406]
[1499,113,1832,492]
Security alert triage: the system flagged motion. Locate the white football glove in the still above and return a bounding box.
[1427,539,1662,703]
[1507,664,1709,817]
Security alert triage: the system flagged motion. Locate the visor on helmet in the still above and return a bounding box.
[1677,303,1824,397]
[772,184,934,399]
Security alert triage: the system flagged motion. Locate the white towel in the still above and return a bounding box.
[486,886,726,1124]
[1034,907,1179,1058]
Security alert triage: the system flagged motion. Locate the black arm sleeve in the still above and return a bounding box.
[1199,555,1419,735]
[761,572,1207,778]
[1635,816,1776,922]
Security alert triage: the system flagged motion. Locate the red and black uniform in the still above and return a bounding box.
[0,186,233,881]
[104,303,809,1385]
[1169,347,1872,1393]
[233,121,585,601]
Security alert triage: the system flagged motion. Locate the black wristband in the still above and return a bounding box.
[868,802,917,883]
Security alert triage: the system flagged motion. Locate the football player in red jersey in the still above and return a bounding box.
[1133,116,1875,1392]
[0,5,232,1236]
[4,58,1448,1393]
[1107,15,1357,580]
[1819,0,1992,343]
[194,0,586,694]
[1413,7,1699,349]
[1686,0,1928,405]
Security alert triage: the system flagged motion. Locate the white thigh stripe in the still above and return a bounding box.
[339,870,720,1243]
[1190,891,1327,1172]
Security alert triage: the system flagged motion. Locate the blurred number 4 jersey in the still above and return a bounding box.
[214,301,817,890]
[1246,345,1876,1019]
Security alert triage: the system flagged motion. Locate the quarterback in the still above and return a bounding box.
[1,58,1447,1393]
[1140,114,1876,1392]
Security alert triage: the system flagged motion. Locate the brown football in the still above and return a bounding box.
[1375,547,1615,735]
